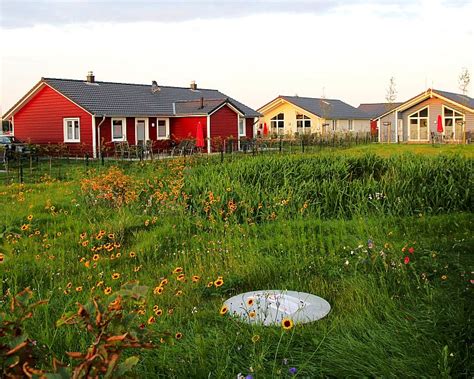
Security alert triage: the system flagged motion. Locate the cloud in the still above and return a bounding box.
[0,0,445,28]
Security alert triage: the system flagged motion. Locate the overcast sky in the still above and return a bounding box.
[1,0,473,114]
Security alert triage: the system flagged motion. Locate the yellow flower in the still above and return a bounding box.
[0,253,4,263]
[220,305,228,315]
[173,267,183,274]
[249,311,256,318]
[112,273,120,280]
[27,214,33,221]
[75,286,83,292]
[192,275,200,283]
[154,308,163,316]
[175,332,183,340]
[21,224,29,231]
[129,251,136,258]
[282,318,294,330]
[104,287,112,295]
[251,335,260,343]
[92,254,100,261]
[175,290,183,296]
[154,286,164,295]
[176,274,186,282]
[206,281,213,288]
[147,316,156,324]
[160,278,169,286]
[80,232,87,239]
[441,275,448,280]
[214,278,224,288]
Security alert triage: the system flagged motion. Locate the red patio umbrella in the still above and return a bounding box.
[196,121,205,149]
[437,114,443,133]
[263,122,268,136]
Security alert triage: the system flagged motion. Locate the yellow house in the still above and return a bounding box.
[257,95,371,136]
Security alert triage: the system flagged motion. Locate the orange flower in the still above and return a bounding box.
[249,311,256,318]
[81,240,89,247]
[112,273,120,280]
[220,305,228,315]
[80,232,87,239]
[214,278,224,288]
[173,267,183,274]
[192,275,200,283]
[104,287,112,295]
[160,278,169,286]
[21,224,29,231]
[75,286,83,292]
[0,253,4,263]
[147,316,156,324]
[206,281,213,288]
[92,254,100,261]
[246,298,254,306]
[84,261,90,268]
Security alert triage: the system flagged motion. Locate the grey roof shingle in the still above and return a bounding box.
[433,89,474,110]
[279,96,370,120]
[358,102,403,119]
[43,78,260,117]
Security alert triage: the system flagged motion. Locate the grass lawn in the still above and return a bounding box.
[0,144,472,378]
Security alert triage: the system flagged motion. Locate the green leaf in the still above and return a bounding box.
[115,356,140,376]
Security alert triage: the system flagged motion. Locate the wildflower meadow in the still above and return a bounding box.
[0,144,472,377]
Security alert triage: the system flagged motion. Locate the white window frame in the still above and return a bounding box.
[348,120,353,131]
[332,120,337,132]
[111,118,127,142]
[408,106,429,141]
[270,113,285,135]
[442,105,464,140]
[238,117,246,137]
[63,117,80,143]
[296,113,311,134]
[156,118,170,140]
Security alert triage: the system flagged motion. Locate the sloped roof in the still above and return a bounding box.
[276,96,370,120]
[174,98,244,116]
[433,89,474,110]
[36,78,260,117]
[358,102,403,119]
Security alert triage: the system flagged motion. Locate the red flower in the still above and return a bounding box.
[404,256,410,265]
[408,247,415,254]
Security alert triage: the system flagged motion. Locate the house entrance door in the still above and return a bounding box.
[136,119,146,146]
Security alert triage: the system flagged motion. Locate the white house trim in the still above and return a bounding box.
[92,116,97,158]
[156,118,170,140]
[63,117,81,143]
[209,102,244,117]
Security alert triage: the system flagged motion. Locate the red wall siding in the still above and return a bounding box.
[149,117,157,141]
[13,85,93,155]
[210,105,238,139]
[245,118,254,138]
[126,118,135,144]
[170,117,207,140]
[98,117,111,146]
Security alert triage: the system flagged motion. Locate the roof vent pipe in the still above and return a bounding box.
[151,80,160,93]
[190,80,197,90]
[200,97,204,109]
[86,71,95,83]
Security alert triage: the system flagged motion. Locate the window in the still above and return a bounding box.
[239,117,246,136]
[156,118,169,139]
[111,118,126,141]
[348,120,353,131]
[270,113,285,135]
[296,114,311,134]
[443,105,464,140]
[63,118,80,142]
[408,106,429,141]
[332,120,337,132]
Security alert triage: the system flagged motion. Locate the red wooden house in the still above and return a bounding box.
[2,72,260,157]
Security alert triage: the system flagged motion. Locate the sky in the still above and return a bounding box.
[1,0,473,115]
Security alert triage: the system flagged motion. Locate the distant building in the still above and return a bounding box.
[257,95,371,136]
[2,72,260,156]
[364,89,474,143]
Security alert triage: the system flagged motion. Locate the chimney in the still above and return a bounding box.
[151,80,160,93]
[200,96,204,109]
[190,80,197,90]
[86,71,95,83]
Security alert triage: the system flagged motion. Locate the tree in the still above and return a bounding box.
[458,67,470,96]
